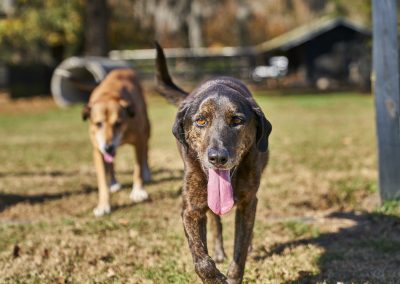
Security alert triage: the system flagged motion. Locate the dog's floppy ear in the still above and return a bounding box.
[82,104,91,121]
[119,99,135,117]
[172,104,189,149]
[155,41,188,106]
[252,105,272,152]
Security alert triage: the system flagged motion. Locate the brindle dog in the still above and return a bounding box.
[155,42,271,284]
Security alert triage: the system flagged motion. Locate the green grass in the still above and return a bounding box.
[376,199,400,215]
[283,221,320,238]
[0,92,399,283]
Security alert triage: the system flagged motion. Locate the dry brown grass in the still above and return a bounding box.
[0,92,399,283]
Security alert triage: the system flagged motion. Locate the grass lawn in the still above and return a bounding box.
[0,92,399,283]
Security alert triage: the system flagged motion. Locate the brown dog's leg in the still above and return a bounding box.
[208,211,227,263]
[226,197,258,284]
[129,143,149,202]
[106,163,121,193]
[140,139,151,182]
[183,173,227,284]
[93,149,111,216]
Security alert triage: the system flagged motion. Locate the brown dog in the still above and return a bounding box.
[82,68,151,217]
[155,43,272,283]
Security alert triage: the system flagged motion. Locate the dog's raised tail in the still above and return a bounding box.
[155,41,188,106]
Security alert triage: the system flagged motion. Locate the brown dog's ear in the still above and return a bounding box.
[120,99,135,117]
[172,104,189,149]
[82,104,91,121]
[252,105,272,152]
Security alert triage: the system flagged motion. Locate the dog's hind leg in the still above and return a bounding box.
[130,143,149,202]
[208,211,227,263]
[140,139,151,183]
[226,197,258,284]
[93,149,111,217]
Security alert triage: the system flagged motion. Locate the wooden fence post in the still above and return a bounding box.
[372,0,400,201]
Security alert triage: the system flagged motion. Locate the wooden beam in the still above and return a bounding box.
[372,0,400,201]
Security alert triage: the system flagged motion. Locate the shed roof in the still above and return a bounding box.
[256,17,371,53]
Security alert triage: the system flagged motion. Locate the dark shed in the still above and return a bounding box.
[256,17,371,89]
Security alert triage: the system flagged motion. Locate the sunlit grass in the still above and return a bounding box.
[1,92,397,283]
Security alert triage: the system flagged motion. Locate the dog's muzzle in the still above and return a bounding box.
[208,147,229,167]
[103,144,116,163]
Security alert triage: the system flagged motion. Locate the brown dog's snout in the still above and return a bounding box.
[105,144,115,155]
[208,147,229,167]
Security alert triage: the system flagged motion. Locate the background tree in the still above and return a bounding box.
[0,0,84,64]
[84,0,109,56]
[132,0,219,48]
[0,0,373,63]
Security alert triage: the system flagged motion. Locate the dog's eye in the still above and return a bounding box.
[95,122,102,128]
[231,116,244,126]
[195,117,207,127]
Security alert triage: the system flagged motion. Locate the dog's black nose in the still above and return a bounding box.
[208,148,229,166]
[105,144,115,154]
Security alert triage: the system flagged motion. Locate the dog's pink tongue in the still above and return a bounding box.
[207,169,234,216]
[103,153,114,163]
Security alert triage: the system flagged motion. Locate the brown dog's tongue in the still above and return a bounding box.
[207,169,234,215]
[103,152,114,164]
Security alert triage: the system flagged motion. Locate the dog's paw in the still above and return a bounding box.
[204,276,228,284]
[195,257,227,283]
[93,205,111,217]
[130,185,149,203]
[226,262,242,284]
[109,182,121,193]
[214,250,227,263]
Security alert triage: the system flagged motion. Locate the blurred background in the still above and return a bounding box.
[0,0,374,100]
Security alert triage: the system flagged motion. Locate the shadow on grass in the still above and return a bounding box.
[111,187,182,214]
[115,167,183,190]
[148,175,183,185]
[256,211,400,283]
[0,167,183,213]
[0,170,82,178]
[0,185,96,213]
[118,167,183,185]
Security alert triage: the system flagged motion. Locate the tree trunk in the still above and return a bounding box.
[84,0,108,56]
[186,1,203,48]
[372,0,400,201]
[236,0,250,46]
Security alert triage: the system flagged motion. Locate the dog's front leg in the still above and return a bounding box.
[226,197,258,284]
[182,174,227,284]
[183,208,227,284]
[93,149,111,216]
